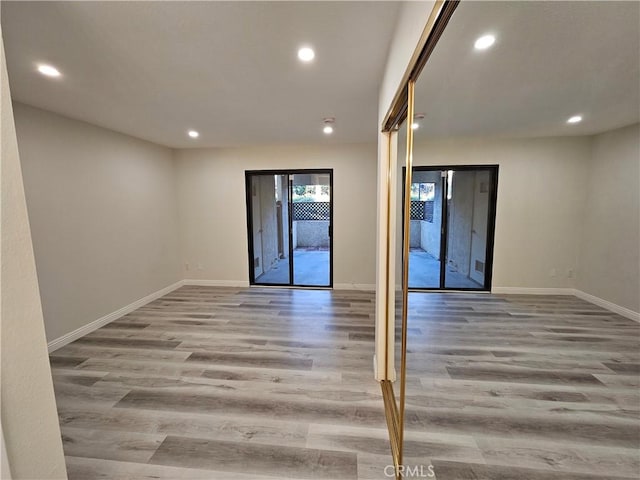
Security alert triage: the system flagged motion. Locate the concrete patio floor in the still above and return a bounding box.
[255,249,330,286]
[409,249,483,289]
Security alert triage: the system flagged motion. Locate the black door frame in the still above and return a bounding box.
[402,164,499,291]
[245,169,334,288]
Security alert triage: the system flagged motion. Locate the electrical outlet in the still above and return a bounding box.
[197,263,204,270]
[185,262,190,271]
[549,268,557,278]
[567,269,574,278]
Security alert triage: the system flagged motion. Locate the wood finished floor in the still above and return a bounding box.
[49,286,640,479]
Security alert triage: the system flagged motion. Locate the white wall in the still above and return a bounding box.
[578,124,640,314]
[175,144,377,288]
[1,37,67,479]
[413,135,591,290]
[13,103,181,343]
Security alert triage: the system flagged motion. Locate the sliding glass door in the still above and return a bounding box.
[245,169,333,288]
[291,173,331,286]
[247,173,291,285]
[407,166,497,291]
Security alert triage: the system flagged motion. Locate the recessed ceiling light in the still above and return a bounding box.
[323,117,335,135]
[567,115,582,124]
[188,130,199,138]
[474,34,496,50]
[37,64,61,77]
[298,47,315,63]
[411,113,424,130]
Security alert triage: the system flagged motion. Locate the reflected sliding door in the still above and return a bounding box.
[245,169,333,288]
[444,168,496,289]
[407,166,498,291]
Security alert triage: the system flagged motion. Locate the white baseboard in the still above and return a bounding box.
[183,279,250,288]
[492,286,639,322]
[573,289,640,322]
[491,287,574,295]
[184,280,371,290]
[334,283,376,291]
[47,280,184,352]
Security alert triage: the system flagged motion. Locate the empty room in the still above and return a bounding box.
[1,1,638,480]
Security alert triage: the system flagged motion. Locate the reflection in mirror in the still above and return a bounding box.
[414,2,639,139]
[404,0,638,475]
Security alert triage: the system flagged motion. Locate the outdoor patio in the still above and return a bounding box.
[256,248,480,289]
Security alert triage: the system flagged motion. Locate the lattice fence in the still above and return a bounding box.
[410,201,436,222]
[410,201,425,220]
[293,202,330,221]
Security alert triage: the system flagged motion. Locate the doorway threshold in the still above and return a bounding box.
[249,284,333,291]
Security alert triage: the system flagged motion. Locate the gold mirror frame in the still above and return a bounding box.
[379,1,459,476]
[380,82,413,470]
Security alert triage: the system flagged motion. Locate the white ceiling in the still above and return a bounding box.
[414,1,640,139]
[1,1,400,148]
[4,2,638,147]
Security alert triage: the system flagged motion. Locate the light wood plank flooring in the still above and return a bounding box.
[50,286,639,479]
